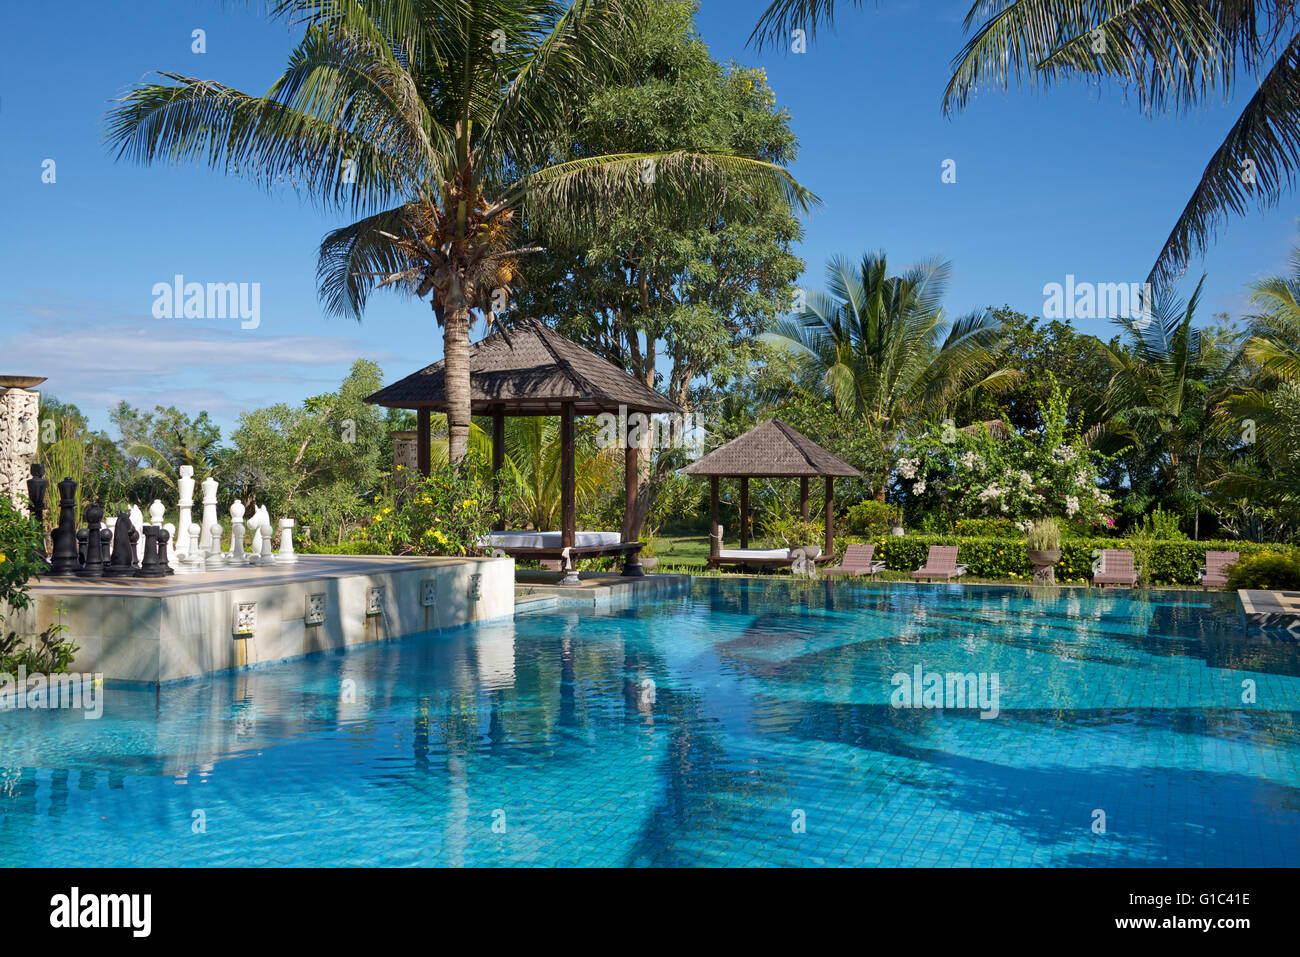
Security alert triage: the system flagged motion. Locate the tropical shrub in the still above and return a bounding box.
[349,459,509,556]
[1226,551,1300,591]
[0,497,78,674]
[844,500,900,536]
[849,534,1285,587]
[896,381,1115,527]
[954,517,1018,537]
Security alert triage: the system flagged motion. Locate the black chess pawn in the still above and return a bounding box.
[48,477,81,577]
[137,525,168,578]
[105,512,139,578]
[26,464,50,567]
[100,527,112,571]
[77,503,106,578]
[155,527,175,575]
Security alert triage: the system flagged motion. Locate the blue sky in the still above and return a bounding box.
[2,0,1295,436]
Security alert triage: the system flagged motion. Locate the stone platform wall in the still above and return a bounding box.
[9,554,515,684]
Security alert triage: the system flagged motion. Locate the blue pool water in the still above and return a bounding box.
[1,580,1297,867]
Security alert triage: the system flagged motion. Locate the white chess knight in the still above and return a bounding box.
[129,505,145,563]
[275,518,298,564]
[176,465,196,557]
[229,500,246,563]
[205,522,225,569]
[246,509,273,565]
[177,522,206,574]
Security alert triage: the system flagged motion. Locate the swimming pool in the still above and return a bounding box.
[1,579,1297,866]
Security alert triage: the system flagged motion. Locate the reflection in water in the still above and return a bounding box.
[0,581,1297,866]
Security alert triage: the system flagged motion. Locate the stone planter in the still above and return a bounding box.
[641,556,658,572]
[890,526,904,537]
[1027,549,1062,585]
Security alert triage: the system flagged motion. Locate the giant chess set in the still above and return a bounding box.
[29,463,299,580]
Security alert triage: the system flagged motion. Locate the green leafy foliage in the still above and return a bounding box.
[850,534,1284,587]
[1226,550,1300,590]
[349,455,510,557]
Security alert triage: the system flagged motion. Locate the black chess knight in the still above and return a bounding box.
[105,512,139,577]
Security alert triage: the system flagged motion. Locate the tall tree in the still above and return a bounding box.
[753,1,1300,288]
[107,0,813,466]
[514,0,808,532]
[762,251,1015,499]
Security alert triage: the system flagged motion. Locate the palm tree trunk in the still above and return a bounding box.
[444,278,472,467]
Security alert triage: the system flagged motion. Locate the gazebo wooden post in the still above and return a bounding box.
[709,476,720,567]
[799,477,809,520]
[491,408,505,532]
[824,477,835,557]
[416,407,431,477]
[560,402,576,550]
[622,413,639,543]
[740,477,750,548]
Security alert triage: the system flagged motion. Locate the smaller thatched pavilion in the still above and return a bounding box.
[683,418,861,567]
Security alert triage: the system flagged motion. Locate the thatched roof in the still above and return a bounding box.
[960,419,1012,440]
[365,318,680,416]
[683,419,862,479]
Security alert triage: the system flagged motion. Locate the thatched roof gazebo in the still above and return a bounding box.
[683,418,861,569]
[366,319,680,578]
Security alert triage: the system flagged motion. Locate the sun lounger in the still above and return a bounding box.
[826,544,886,579]
[1092,549,1139,587]
[1198,550,1239,589]
[912,545,967,581]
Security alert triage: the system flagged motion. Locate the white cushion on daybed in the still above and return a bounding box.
[483,530,623,549]
[718,548,794,560]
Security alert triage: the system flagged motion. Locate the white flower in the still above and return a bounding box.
[896,457,919,480]
[914,480,927,495]
[1065,495,1080,517]
[959,451,982,470]
[1018,471,1033,486]
[1051,445,1078,464]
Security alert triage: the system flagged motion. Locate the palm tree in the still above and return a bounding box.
[107,0,815,465]
[753,1,1300,288]
[1214,248,1300,509]
[502,417,619,529]
[1090,277,1238,534]
[762,252,1015,499]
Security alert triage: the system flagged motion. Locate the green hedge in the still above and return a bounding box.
[848,534,1286,587]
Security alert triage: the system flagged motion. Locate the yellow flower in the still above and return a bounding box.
[382,507,392,515]
[0,553,6,564]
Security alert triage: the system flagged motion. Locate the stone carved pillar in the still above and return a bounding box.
[0,379,43,515]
